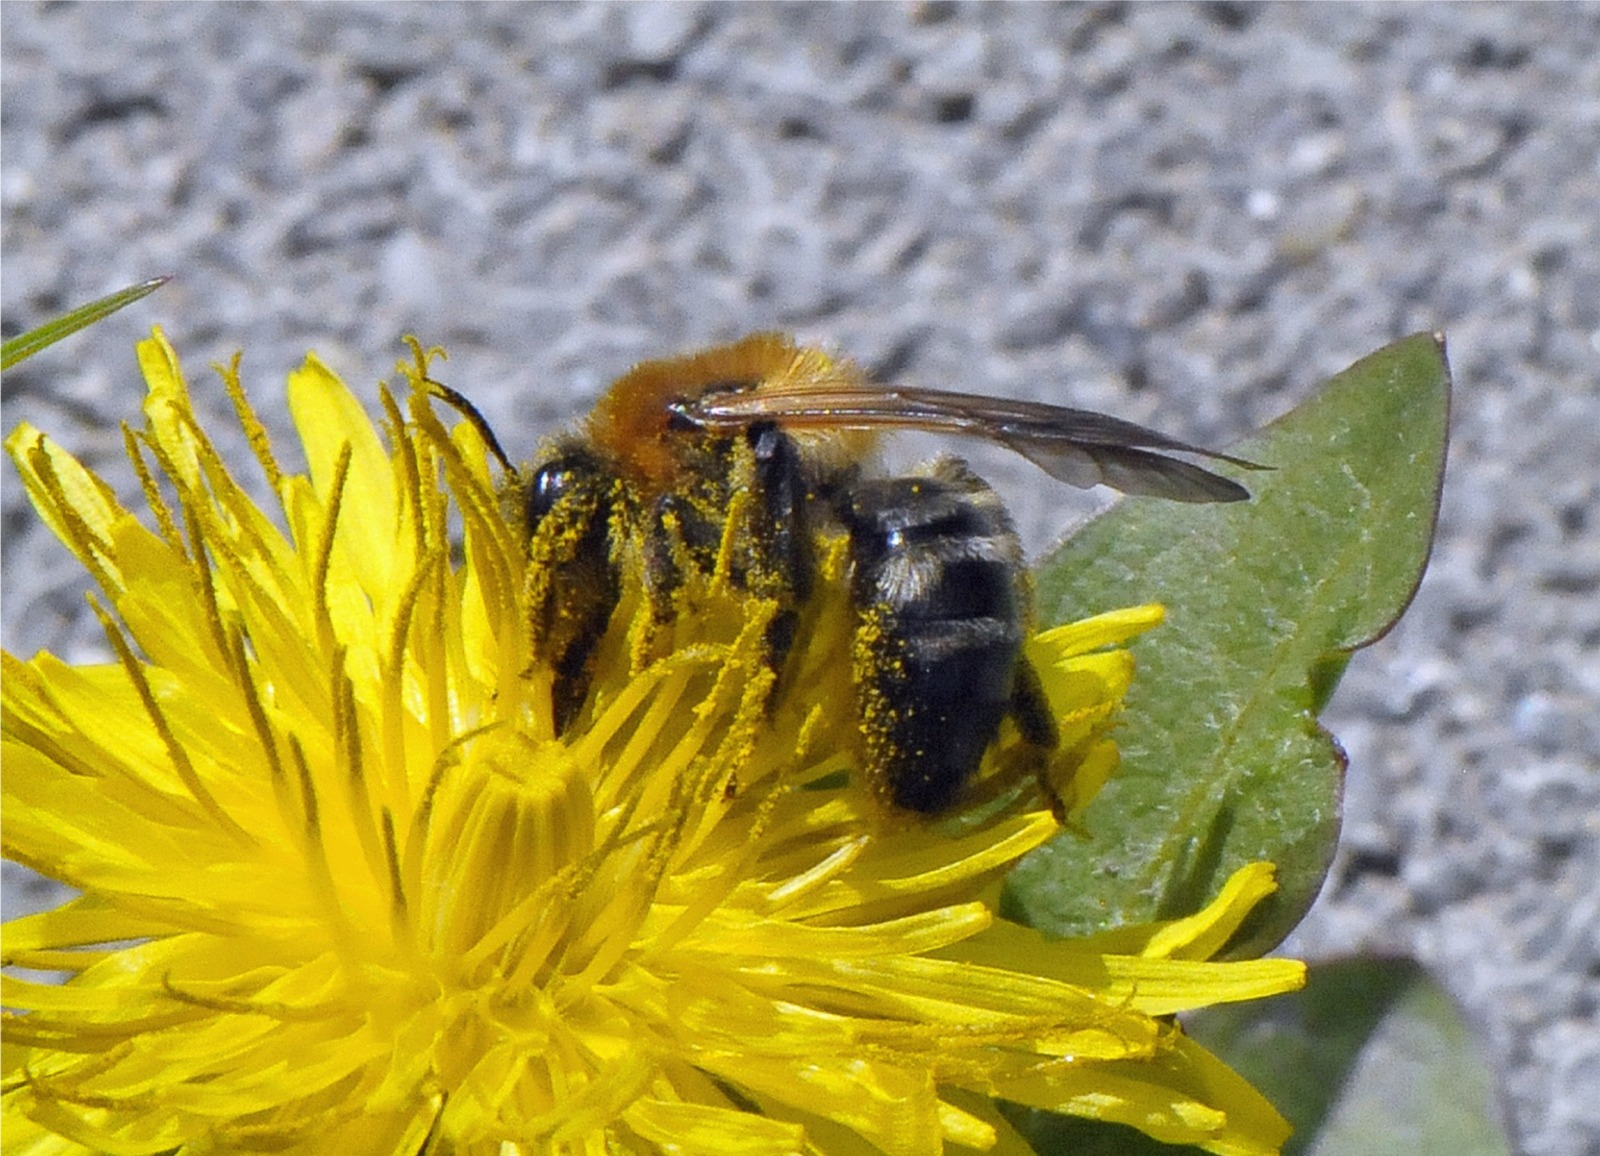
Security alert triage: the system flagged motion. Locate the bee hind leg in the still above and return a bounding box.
[1008,656,1073,818]
[1009,656,1058,750]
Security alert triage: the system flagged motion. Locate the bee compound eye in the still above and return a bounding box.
[527,464,568,521]
[526,456,599,524]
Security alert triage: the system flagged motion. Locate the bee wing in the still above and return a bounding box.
[679,384,1261,503]
[997,434,1255,503]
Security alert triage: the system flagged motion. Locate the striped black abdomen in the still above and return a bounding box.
[838,459,1030,813]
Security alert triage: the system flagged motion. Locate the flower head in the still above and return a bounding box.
[3,332,1303,1155]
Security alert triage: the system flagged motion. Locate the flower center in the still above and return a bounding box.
[419,730,594,983]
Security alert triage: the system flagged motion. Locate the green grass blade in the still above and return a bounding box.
[2,275,172,370]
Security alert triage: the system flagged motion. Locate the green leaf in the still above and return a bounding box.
[1,275,172,370]
[1184,959,1510,1156]
[1007,334,1450,953]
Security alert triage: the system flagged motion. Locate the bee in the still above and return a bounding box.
[469,334,1254,814]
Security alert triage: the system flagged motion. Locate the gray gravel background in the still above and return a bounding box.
[3,4,1597,1153]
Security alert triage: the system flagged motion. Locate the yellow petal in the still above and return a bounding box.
[286,354,399,597]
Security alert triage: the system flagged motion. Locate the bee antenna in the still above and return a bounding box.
[423,377,517,477]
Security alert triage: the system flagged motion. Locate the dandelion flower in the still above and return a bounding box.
[3,331,1304,1155]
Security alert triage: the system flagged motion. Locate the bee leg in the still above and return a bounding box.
[641,486,740,656]
[1007,655,1072,818]
[1009,655,1059,750]
[745,423,814,675]
[642,492,692,627]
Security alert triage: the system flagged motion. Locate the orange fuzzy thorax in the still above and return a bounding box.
[584,333,871,494]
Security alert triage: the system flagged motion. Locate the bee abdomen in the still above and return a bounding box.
[839,461,1032,813]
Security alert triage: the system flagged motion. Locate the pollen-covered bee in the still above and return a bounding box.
[475,334,1253,814]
